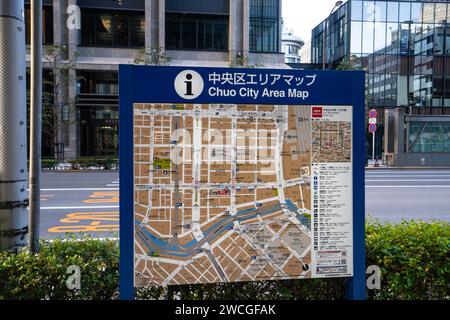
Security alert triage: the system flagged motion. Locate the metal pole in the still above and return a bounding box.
[372,132,375,162]
[28,0,42,253]
[0,0,28,252]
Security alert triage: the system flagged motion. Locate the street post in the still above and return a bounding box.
[28,0,43,253]
[0,0,28,251]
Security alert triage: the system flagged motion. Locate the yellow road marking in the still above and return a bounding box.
[60,211,119,223]
[48,224,119,233]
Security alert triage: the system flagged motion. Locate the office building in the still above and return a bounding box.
[281,27,304,63]
[311,0,450,166]
[25,0,284,159]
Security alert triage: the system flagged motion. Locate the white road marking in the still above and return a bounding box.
[41,205,119,210]
[40,188,119,191]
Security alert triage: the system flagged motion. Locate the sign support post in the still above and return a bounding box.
[372,132,375,161]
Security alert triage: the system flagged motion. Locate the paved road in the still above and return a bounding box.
[366,169,450,222]
[40,171,119,238]
[39,169,450,238]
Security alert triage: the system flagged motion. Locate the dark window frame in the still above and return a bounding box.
[165,13,229,51]
[250,0,280,53]
[79,8,145,49]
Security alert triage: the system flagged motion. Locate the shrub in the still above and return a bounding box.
[0,221,448,300]
[41,159,58,170]
[67,157,119,170]
[366,220,449,300]
[0,237,119,300]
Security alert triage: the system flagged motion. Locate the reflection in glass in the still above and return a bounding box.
[422,24,434,56]
[435,23,445,55]
[434,3,447,24]
[166,14,229,51]
[387,1,398,22]
[409,122,450,153]
[433,77,444,107]
[96,15,112,46]
[363,1,375,21]
[445,78,450,107]
[386,23,399,54]
[351,0,363,20]
[374,22,386,52]
[374,1,386,22]
[112,15,129,47]
[399,23,411,55]
[422,3,435,24]
[350,21,362,53]
[399,2,410,23]
[411,2,423,23]
[446,24,450,54]
[80,10,145,48]
[130,16,145,48]
[362,21,374,53]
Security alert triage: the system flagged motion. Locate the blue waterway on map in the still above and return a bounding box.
[135,221,199,253]
[135,202,285,257]
[236,204,282,223]
[285,199,311,229]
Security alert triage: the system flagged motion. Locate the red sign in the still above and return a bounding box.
[368,123,377,133]
[369,109,377,118]
[312,107,323,118]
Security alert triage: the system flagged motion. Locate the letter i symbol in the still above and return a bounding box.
[185,74,193,96]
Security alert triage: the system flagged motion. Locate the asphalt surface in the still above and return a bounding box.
[366,169,450,222]
[39,169,450,238]
[40,171,119,238]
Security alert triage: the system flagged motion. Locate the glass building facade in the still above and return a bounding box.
[80,9,145,48]
[23,0,283,160]
[165,13,229,51]
[409,120,450,152]
[312,0,450,159]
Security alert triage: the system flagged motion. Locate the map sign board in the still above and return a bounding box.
[119,66,366,300]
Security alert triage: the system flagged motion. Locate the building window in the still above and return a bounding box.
[165,13,228,51]
[79,106,118,157]
[250,0,280,52]
[409,122,450,153]
[80,9,145,48]
[25,5,53,45]
[77,71,118,95]
[285,44,299,55]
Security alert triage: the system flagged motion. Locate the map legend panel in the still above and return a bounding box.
[311,106,353,278]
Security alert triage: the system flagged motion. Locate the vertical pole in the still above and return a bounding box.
[372,132,375,162]
[0,0,28,252]
[28,0,42,253]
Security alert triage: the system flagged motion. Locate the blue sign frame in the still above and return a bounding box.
[119,65,366,300]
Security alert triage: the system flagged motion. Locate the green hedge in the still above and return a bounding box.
[41,159,59,170]
[0,237,119,300]
[366,220,449,300]
[68,157,119,170]
[40,157,119,170]
[0,221,448,300]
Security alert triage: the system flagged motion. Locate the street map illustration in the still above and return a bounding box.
[133,103,352,286]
